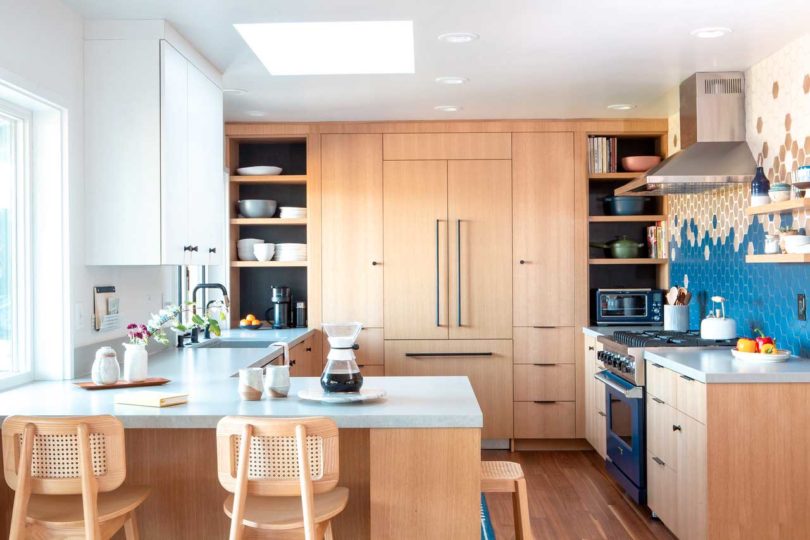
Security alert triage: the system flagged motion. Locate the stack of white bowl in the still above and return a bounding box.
[253,243,276,261]
[274,243,307,262]
[237,238,264,261]
[279,206,307,219]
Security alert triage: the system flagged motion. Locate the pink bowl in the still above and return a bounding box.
[622,155,662,172]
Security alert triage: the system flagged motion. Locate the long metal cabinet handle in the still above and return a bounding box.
[405,352,493,358]
[652,456,666,466]
[456,219,462,327]
[435,219,440,327]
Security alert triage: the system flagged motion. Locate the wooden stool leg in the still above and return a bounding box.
[513,478,532,540]
[323,521,334,540]
[124,511,140,540]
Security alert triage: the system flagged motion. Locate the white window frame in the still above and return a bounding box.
[0,97,33,388]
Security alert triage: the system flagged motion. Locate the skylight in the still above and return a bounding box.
[234,21,415,76]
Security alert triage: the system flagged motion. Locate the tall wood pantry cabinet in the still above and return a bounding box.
[85,22,224,265]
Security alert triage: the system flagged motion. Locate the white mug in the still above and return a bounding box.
[265,365,291,398]
[238,367,264,401]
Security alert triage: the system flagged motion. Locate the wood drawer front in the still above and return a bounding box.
[513,327,575,364]
[513,401,575,439]
[383,133,511,160]
[646,361,678,404]
[676,374,707,424]
[513,364,575,401]
[646,394,678,470]
[385,340,513,439]
[322,328,384,365]
[647,452,678,531]
[359,364,384,376]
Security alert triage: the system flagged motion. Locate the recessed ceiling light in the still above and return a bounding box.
[690,27,732,39]
[438,32,479,44]
[607,104,636,110]
[234,21,415,75]
[435,76,469,85]
[223,88,248,95]
[245,110,266,117]
[434,105,462,112]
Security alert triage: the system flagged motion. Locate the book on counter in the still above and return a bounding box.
[114,390,188,408]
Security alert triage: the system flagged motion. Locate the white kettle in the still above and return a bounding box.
[700,296,737,340]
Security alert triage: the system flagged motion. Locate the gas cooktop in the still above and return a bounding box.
[609,329,737,348]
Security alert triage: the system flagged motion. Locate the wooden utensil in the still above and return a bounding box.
[666,287,679,306]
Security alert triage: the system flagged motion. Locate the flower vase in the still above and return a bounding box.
[123,343,148,382]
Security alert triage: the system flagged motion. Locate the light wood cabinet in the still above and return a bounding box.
[383,161,449,340]
[321,134,384,326]
[512,133,576,327]
[513,364,575,401]
[674,411,707,540]
[289,333,321,377]
[676,373,707,424]
[383,160,512,340]
[513,401,575,439]
[583,334,607,457]
[448,160,512,339]
[86,34,223,265]
[513,327,576,364]
[384,340,513,439]
[646,361,678,405]
[646,393,677,469]
[383,133,511,160]
[647,452,678,529]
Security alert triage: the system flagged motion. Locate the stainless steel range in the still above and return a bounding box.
[594,330,736,505]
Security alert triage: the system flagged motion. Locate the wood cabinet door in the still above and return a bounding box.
[448,160,512,339]
[159,41,189,266]
[512,132,575,327]
[289,334,321,377]
[383,161,448,340]
[322,134,384,326]
[675,411,707,540]
[186,61,224,265]
[647,452,678,530]
[384,340,512,439]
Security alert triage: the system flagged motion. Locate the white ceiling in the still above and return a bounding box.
[64,0,810,122]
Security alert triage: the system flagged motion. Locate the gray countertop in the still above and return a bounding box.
[0,328,483,429]
[644,348,810,383]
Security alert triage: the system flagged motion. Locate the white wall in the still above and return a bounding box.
[0,0,173,358]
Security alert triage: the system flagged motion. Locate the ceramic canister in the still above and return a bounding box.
[264,365,291,398]
[238,367,264,401]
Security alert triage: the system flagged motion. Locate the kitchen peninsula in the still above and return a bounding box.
[0,330,482,539]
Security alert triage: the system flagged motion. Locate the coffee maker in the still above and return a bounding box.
[268,286,291,329]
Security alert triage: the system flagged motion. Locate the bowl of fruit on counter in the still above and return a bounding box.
[239,314,263,330]
[732,329,791,362]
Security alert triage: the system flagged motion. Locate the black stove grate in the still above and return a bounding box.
[610,330,737,348]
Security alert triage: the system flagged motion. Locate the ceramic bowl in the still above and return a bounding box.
[236,166,282,176]
[769,190,791,202]
[238,199,277,218]
[253,243,276,262]
[621,156,662,172]
[783,235,810,253]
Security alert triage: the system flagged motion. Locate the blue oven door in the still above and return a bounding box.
[595,370,646,504]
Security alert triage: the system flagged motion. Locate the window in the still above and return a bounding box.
[0,99,31,383]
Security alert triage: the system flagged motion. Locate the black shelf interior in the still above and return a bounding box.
[237,141,307,175]
[589,135,663,174]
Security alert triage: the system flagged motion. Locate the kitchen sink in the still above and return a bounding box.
[191,339,276,349]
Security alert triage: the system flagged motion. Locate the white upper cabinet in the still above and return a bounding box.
[85,22,224,266]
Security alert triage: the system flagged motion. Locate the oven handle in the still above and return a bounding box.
[594,370,643,399]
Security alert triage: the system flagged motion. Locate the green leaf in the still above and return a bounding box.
[209,320,221,336]
[191,314,206,326]
[174,324,188,332]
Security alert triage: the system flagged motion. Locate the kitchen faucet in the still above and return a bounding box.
[190,283,230,340]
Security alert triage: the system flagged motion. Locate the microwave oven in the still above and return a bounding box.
[594,288,664,326]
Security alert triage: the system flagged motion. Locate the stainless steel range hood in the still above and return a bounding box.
[615,72,756,196]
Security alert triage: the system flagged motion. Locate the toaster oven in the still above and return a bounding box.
[595,288,664,326]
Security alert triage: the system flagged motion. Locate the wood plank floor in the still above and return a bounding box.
[481,450,676,540]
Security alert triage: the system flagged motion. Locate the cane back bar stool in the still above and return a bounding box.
[481,460,533,540]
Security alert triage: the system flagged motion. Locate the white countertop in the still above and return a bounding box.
[645,348,810,383]
[0,328,483,429]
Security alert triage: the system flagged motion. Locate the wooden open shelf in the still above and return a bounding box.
[231,260,308,268]
[589,172,641,181]
[746,254,810,264]
[230,175,307,185]
[589,258,668,265]
[230,218,307,226]
[745,198,810,216]
[589,215,665,223]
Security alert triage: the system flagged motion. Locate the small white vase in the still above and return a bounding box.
[92,346,120,385]
[123,343,148,382]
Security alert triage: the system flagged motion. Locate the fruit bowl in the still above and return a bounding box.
[240,323,263,330]
[731,348,791,362]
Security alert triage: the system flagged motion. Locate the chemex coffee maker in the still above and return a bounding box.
[320,322,364,393]
[266,286,291,329]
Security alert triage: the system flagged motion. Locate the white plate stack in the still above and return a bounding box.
[274,243,307,262]
[237,238,264,261]
[279,206,307,219]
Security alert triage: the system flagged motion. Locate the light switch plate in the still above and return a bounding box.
[74,302,87,330]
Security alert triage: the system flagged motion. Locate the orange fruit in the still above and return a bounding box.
[251,320,262,326]
[245,314,256,322]
[239,318,249,326]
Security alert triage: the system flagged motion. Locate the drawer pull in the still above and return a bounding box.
[680,374,695,381]
[533,401,556,404]
[597,411,606,417]
[672,424,682,432]
[651,363,664,368]
[652,456,666,466]
[305,347,312,352]
[405,352,493,357]
[357,364,366,368]
[532,363,556,367]
[651,397,665,404]
[532,326,556,329]
[588,346,595,351]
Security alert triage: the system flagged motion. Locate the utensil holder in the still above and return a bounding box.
[664,305,690,332]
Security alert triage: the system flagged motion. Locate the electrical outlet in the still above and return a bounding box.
[798,294,806,321]
[74,302,87,330]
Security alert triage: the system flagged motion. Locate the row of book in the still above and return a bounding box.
[588,136,618,174]
[647,222,668,259]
